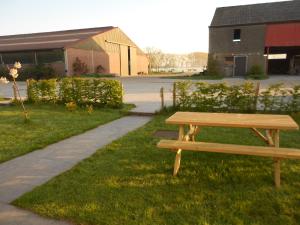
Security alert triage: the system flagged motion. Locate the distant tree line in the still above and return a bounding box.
[144,47,208,72]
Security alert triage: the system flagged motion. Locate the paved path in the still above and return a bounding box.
[0,116,152,224]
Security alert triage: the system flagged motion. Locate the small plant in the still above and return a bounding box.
[247,65,268,80]
[65,102,77,111]
[207,56,221,76]
[73,57,88,75]
[96,65,105,73]
[1,62,29,121]
[86,104,94,114]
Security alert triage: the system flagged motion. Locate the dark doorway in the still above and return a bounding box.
[128,47,131,75]
[234,56,247,76]
[265,46,300,75]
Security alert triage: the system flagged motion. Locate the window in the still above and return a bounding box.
[36,49,64,64]
[225,56,234,65]
[1,51,35,64]
[233,29,241,42]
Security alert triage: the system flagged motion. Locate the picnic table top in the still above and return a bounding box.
[166,112,299,130]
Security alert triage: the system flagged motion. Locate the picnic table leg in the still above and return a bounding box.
[273,129,281,188]
[173,125,184,176]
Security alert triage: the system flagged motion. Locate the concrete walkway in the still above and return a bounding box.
[0,115,152,224]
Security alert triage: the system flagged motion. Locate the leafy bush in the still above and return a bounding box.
[73,57,88,75]
[207,56,221,77]
[19,64,57,81]
[0,65,9,79]
[247,65,268,80]
[27,79,57,103]
[174,81,300,113]
[96,65,105,73]
[27,78,123,108]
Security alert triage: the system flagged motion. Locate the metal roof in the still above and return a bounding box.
[210,1,300,27]
[0,26,115,52]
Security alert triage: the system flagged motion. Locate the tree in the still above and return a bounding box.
[144,47,164,72]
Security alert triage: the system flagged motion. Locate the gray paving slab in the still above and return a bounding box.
[0,116,151,203]
[0,203,70,225]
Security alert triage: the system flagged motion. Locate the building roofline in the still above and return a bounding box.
[0,26,115,39]
[209,20,300,28]
[214,0,293,10]
[63,27,117,49]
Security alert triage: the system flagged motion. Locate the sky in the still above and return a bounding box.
[0,0,287,54]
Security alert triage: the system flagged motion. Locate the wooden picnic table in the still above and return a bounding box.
[160,112,299,187]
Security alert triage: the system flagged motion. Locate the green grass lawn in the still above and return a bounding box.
[14,113,300,225]
[0,104,131,163]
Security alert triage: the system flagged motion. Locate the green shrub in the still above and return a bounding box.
[174,81,299,113]
[19,64,57,81]
[207,56,221,76]
[27,79,57,103]
[27,78,123,108]
[73,57,88,75]
[247,65,268,80]
[0,65,9,79]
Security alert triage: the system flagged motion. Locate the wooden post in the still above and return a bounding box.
[12,83,18,102]
[254,82,260,111]
[160,87,164,109]
[266,47,270,75]
[173,125,184,176]
[173,83,176,108]
[273,129,281,188]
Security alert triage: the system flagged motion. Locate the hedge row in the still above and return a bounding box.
[27,78,123,108]
[174,81,300,113]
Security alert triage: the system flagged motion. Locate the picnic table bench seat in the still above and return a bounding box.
[157,140,300,160]
[157,140,300,187]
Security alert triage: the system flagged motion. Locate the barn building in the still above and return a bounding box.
[0,26,148,76]
[209,1,300,76]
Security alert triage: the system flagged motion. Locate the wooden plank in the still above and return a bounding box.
[157,140,300,160]
[273,129,281,188]
[173,125,184,176]
[251,128,268,143]
[166,112,299,130]
[173,149,182,176]
[266,130,275,146]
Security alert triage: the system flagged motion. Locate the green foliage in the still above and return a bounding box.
[27,79,57,103]
[174,81,300,113]
[72,57,88,75]
[96,65,105,73]
[79,73,115,78]
[207,56,221,76]
[19,64,57,81]
[175,81,257,113]
[65,102,77,111]
[288,85,300,112]
[247,64,268,80]
[0,65,9,79]
[27,78,123,108]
